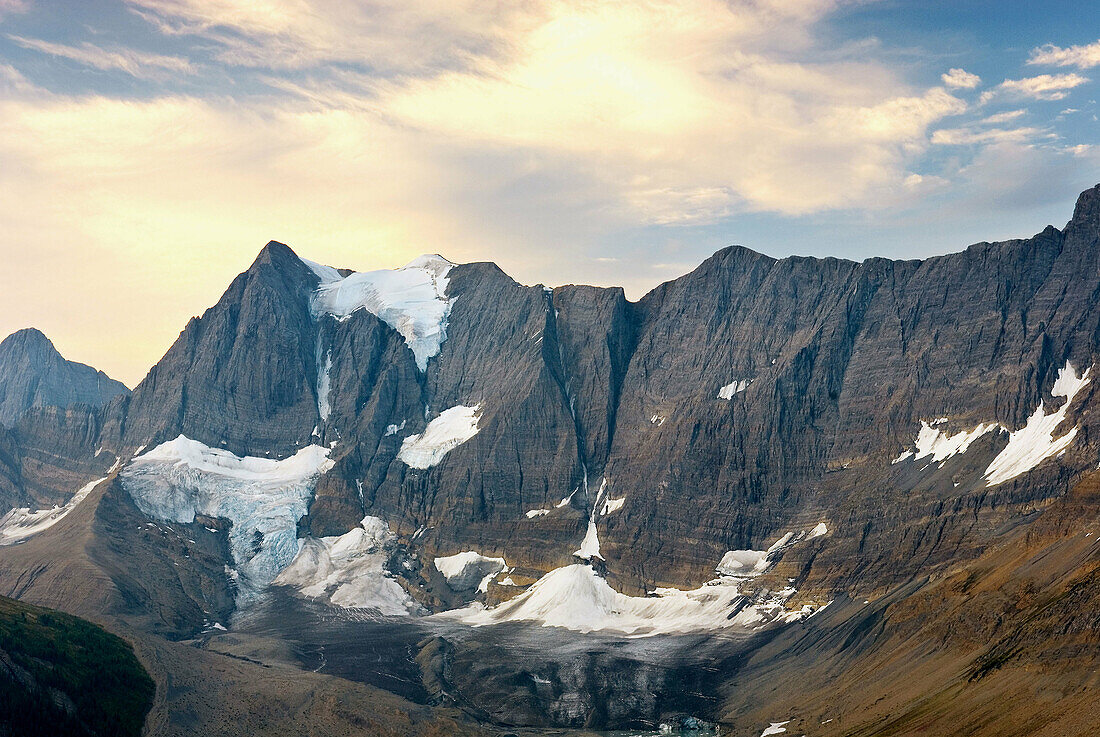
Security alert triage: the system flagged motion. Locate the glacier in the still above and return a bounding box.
[121,435,333,601]
[304,254,454,372]
[444,528,829,636]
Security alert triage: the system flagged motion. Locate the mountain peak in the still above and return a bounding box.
[1070,183,1100,228]
[2,326,56,351]
[0,329,129,426]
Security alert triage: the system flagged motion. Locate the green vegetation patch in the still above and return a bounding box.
[0,595,154,737]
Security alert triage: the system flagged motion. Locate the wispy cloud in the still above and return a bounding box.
[931,126,1046,146]
[986,73,1090,101]
[8,35,195,78]
[0,0,27,19]
[1028,39,1100,70]
[981,109,1026,124]
[941,68,980,89]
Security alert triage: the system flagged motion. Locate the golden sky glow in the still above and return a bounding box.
[0,0,1097,385]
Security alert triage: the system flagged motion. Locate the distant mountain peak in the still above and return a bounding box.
[0,328,129,427]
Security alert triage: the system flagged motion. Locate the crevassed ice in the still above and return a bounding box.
[275,516,422,614]
[305,254,455,372]
[0,476,107,545]
[121,435,333,602]
[433,551,507,592]
[397,404,481,468]
[984,360,1091,486]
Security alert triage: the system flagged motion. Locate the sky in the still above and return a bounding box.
[0,0,1097,387]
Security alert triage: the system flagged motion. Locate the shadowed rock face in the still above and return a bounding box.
[0,327,128,428]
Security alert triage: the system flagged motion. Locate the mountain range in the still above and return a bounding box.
[1,184,1099,736]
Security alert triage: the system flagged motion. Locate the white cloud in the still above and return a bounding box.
[1028,40,1100,70]
[990,73,1090,101]
[941,68,980,89]
[931,126,1046,146]
[8,36,195,78]
[980,109,1026,125]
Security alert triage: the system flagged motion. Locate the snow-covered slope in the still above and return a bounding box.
[397,404,481,468]
[446,563,819,636]
[306,254,454,371]
[275,516,422,614]
[0,476,107,545]
[984,361,1091,485]
[121,436,333,600]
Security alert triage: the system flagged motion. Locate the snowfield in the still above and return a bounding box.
[718,379,751,399]
[397,404,482,468]
[892,421,1000,466]
[0,476,107,545]
[121,435,333,601]
[984,361,1091,485]
[892,361,1092,486]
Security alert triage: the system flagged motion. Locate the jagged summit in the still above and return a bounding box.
[1070,182,1100,229]
[0,328,129,427]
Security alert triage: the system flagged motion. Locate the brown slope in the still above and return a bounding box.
[712,469,1100,737]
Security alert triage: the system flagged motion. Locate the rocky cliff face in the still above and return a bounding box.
[2,186,1100,735]
[0,328,128,428]
[4,185,1100,633]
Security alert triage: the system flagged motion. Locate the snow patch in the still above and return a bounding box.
[893,421,1000,465]
[573,518,603,560]
[760,721,790,737]
[383,420,406,437]
[984,361,1091,485]
[275,516,422,614]
[121,435,333,601]
[809,522,828,538]
[433,551,507,592]
[316,349,333,421]
[716,549,769,577]
[718,379,752,400]
[600,495,625,515]
[307,254,454,371]
[0,476,106,545]
[397,404,481,468]
[525,508,551,518]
